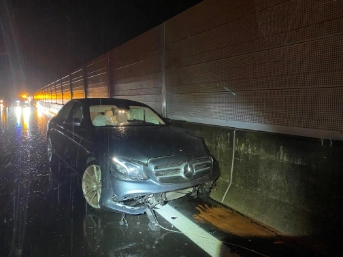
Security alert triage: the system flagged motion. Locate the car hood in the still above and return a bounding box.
[94,126,206,162]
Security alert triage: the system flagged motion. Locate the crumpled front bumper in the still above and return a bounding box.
[99,154,220,214]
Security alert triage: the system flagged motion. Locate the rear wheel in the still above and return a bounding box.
[47,136,55,165]
[82,163,102,209]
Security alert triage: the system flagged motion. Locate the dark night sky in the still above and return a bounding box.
[0,0,202,99]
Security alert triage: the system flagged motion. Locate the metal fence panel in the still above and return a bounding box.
[86,55,109,98]
[34,0,343,139]
[61,75,71,104]
[55,79,63,104]
[109,26,163,114]
[165,0,343,140]
[71,69,85,99]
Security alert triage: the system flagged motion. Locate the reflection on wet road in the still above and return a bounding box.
[0,106,322,257]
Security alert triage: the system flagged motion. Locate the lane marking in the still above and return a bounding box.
[155,204,231,256]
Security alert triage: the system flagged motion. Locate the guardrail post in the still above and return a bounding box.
[83,66,88,98]
[107,52,112,98]
[161,22,167,117]
[69,73,73,100]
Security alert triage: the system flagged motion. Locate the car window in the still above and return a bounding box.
[89,105,165,127]
[57,101,74,120]
[127,106,162,125]
[90,105,118,126]
[66,102,83,124]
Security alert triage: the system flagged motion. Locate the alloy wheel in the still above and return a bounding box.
[82,164,102,209]
[47,137,53,163]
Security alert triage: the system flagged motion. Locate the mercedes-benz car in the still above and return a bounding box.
[47,98,219,215]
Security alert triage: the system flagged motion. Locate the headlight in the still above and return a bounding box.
[111,157,148,180]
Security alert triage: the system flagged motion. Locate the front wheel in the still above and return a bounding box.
[82,163,102,209]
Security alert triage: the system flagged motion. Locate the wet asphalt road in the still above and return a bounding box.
[0,105,327,257]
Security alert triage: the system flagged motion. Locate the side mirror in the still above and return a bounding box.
[72,118,81,126]
[164,118,172,126]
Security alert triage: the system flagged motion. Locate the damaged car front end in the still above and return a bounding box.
[98,153,218,215]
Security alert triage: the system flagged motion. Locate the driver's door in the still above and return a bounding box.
[61,102,84,168]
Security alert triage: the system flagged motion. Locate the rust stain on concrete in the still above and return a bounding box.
[193,204,277,238]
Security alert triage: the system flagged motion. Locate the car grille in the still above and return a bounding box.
[153,157,213,184]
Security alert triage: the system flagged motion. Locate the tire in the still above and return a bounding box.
[47,136,56,165]
[82,162,102,209]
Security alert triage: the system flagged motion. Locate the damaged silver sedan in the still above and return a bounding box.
[47,98,220,225]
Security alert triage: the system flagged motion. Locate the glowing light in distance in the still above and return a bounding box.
[23,107,31,124]
[16,106,22,125]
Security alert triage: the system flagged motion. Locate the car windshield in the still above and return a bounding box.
[90,105,165,127]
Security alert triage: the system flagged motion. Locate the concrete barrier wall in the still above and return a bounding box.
[172,120,343,236]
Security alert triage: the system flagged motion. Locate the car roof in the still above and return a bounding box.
[72,98,148,109]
